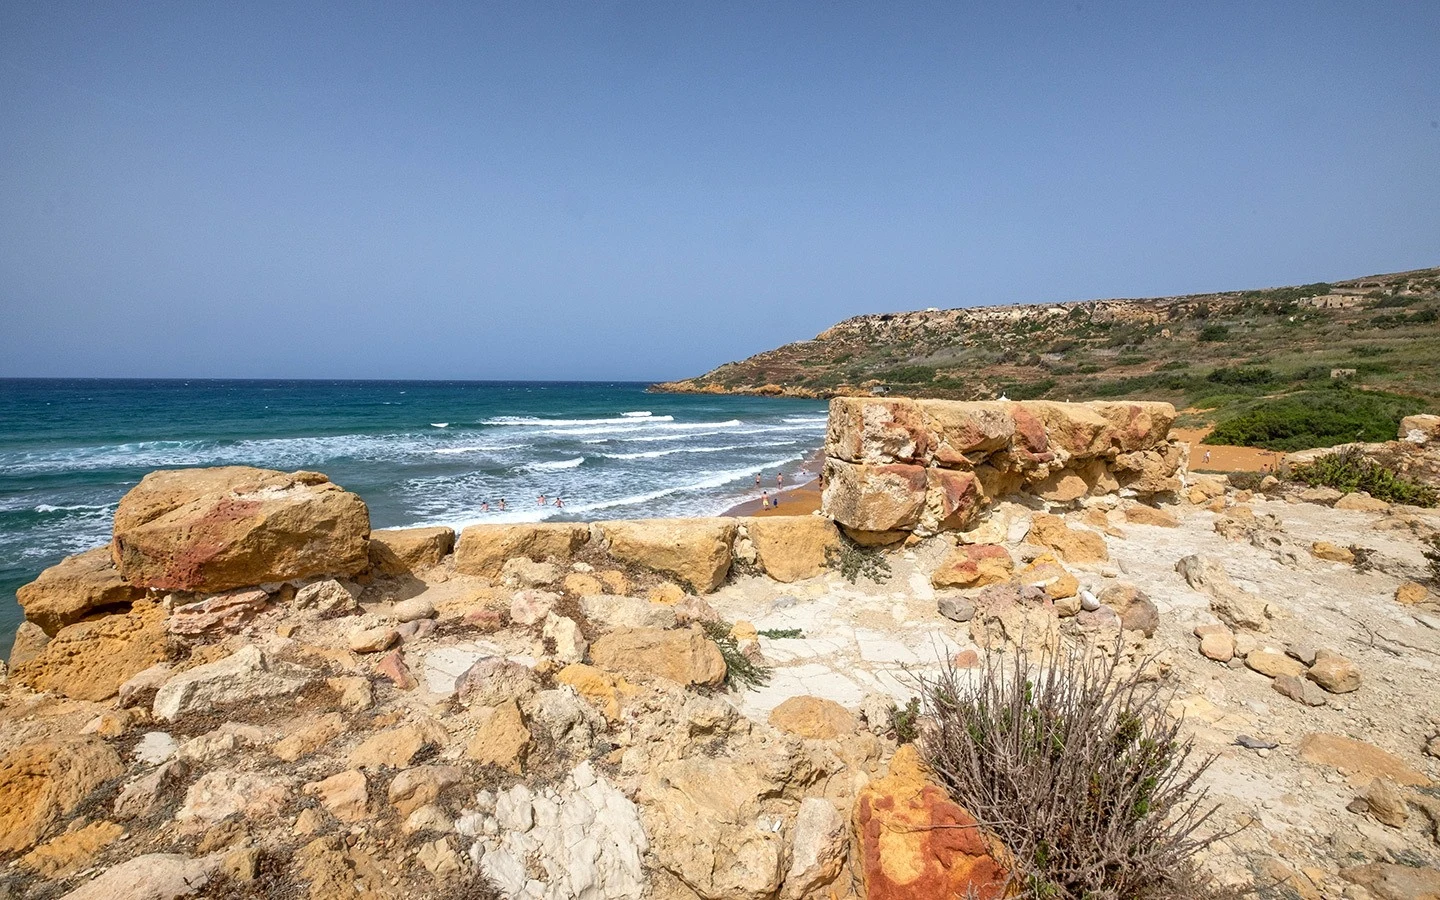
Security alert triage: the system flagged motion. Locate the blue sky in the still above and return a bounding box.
[1,2,1437,380]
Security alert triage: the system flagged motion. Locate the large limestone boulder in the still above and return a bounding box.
[111,467,370,592]
[153,646,311,721]
[1025,513,1109,563]
[453,522,590,578]
[922,469,984,532]
[853,744,1009,900]
[12,599,167,701]
[740,516,840,583]
[0,739,124,854]
[931,544,1014,589]
[16,547,144,636]
[1015,401,1113,458]
[590,625,726,687]
[821,459,928,534]
[1400,413,1440,442]
[918,400,1014,467]
[827,397,932,465]
[57,852,226,900]
[598,518,736,593]
[1088,401,1178,451]
[367,526,454,576]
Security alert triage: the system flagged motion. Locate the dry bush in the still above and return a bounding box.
[918,644,1231,900]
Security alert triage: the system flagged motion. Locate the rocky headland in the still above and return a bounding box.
[3,399,1440,900]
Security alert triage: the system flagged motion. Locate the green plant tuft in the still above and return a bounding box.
[826,537,893,584]
[701,620,772,691]
[1287,446,1436,506]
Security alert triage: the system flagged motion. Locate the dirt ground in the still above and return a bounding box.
[1174,427,1286,474]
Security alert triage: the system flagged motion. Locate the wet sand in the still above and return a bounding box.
[1173,427,1284,473]
[724,478,822,517]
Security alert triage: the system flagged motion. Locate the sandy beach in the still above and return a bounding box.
[724,477,822,517]
[1173,427,1284,474]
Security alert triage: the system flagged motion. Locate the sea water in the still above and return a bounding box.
[0,379,827,653]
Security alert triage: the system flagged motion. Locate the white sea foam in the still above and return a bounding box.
[432,445,513,455]
[33,503,117,514]
[484,415,675,426]
[431,423,449,428]
[621,411,653,417]
[783,416,829,424]
[526,457,585,471]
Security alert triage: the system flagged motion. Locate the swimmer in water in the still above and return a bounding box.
[481,501,490,512]
[498,499,506,511]
[554,496,564,508]
[538,494,547,506]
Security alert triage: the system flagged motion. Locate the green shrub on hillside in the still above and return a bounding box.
[1203,389,1424,451]
[878,365,937,384]
[1288,447,1436,507]
[1197,324,1229,342]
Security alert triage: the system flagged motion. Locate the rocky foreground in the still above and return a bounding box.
[3,401,1440,900]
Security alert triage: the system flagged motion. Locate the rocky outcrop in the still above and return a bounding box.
[0,739,124,854]
[152,646,311,721]
[821,397,1183,538]
[598,518,736,593]
[367,526,455,575]
[110,466,370,592]
[737,516,840,583]
[11,599,167,701]
[16,547,144,635]
[589,625,727,687]
[453,522,590,578]
[853,744,1010,900]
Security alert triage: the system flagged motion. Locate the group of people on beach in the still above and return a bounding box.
[477,494,565,513]
[757,471,784,509]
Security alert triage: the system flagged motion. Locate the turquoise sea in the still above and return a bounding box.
[0,379,826,654]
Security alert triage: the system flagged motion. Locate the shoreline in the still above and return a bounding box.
[723,476,822,517]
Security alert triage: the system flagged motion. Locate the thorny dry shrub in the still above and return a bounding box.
[918,643,1233,900]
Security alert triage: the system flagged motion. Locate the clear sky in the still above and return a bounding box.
[2,2,1437,381]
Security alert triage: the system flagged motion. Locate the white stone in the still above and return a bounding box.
[133,731,178,766]
[153,646,310,721]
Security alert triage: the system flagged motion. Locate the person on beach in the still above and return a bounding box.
[761,491,770,509]
[1203,450,1211,465]
[776,473,784,487]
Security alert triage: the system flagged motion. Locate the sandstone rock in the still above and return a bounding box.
[1112,444,1185,495]
[919,400,1014,466]
[368,526,454,575]
[396,618,436,642]
[1401,413,1440,442]
[8,621,50,668]
[1336,492,1390,512]
[1307,650,1361,693]
[375,648,417,689]
[294,578,359,615]
[176,771,289,830]
[648,580,688,605]
[581,593,677,630]
[153,646,311,721]
[528,687,604,759]
[348,719,448,769]
[1099,584,1159,637]
[931,543,1014,589]
[1246,648,1306,678]
[1351,777,1409,828]
[1185,474,1227,504]
[768,695,857,740]
[1090,401,1178,452]
[1298,733,1431,787]
[555,663,637,721]
[416,836,461,876]
[114,759,190,820]
[1273,674,1327,706]
[599,518,736,592]
[349,625,400,653]
[480,763,647,900]
[1018,554,1078,600]
[167,588,270,634]
[1298,485,1344,506]
[509,588,558,626]
[1310,541,1356,564]
[937,595,976,623]
[274,712,346,762]
[392,596,436,623]
[501,555,560,588]
[1026,513,1108,563]
[57,853,225,900]
[1341,862,1440,900]
[598,569,632,594]
[1122,503,1179,528]
[1175,554,1271,632]
[295,836,393,900]
[456,657,539,706]
[111,466,370,592]
[453,522,590,578]
[782,797,848,900]
[16,546,144,635]
[590,625,727,687]
[854,744,1009,900]
[14,599,167,701]
[388,765,464,817]
[0,739,124,854]
[18,820,125,878]
[563,572,604,596]
[542,613,587,663]
[828,396,933,464]
[327,675,373,711]
[304,769,369,823]
[1397,581,1430,605]
[740,515,841,582]
[922,468,985,532]
[821,459,929,534]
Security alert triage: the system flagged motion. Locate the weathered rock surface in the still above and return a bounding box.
[110,466,370,592]
[931,543,1014,589]
[16,546,144,635]
[1176,554,1271,632]
[367,526,454,575]
[0,739,124,854]
[465,700,531,773]
[768,695,857,740]
[740,516,841,582]
[454,522,590,578]
[599,518,736,592]
[152,646,311,721]
[854,744,1009,900]
[57,852,225,900]
[12,599,167,701]
[166,588,269,635]
[590,625,726,687]
[1026,513,1109,563]
[1307,650,1361,693]
[821,459,929,534]
[1298,733,1432,787]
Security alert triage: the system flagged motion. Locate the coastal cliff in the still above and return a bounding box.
[3,403,1440,898]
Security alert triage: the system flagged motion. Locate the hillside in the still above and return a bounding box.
[653,266,1440,450]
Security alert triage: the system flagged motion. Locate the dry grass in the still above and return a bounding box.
[918,643,1233,900]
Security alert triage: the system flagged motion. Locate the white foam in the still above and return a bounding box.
[33,502,117,514]
[431,423,449,428]
[432,445,513,455]
[598,444,751,460]
[621,411,653,417]
[527,457,585,471]
[483,415,675,427]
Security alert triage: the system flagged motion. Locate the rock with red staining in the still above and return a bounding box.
[854,745,1010,900]
[375,649,417,691]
